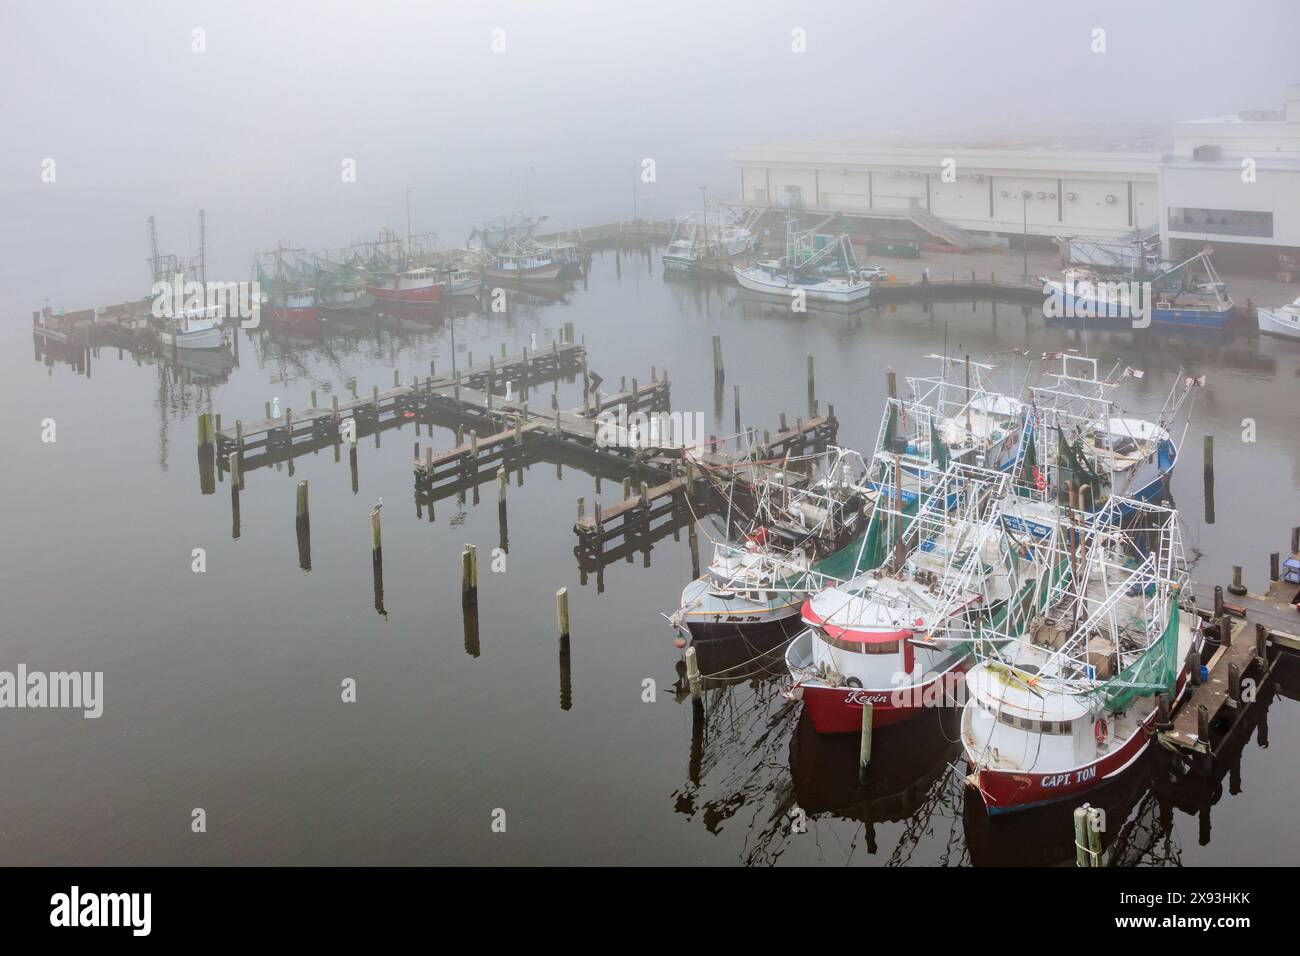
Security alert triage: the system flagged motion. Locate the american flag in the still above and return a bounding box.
[1185,374,1207,387]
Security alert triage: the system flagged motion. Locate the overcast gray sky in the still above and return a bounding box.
[2,0,1296,308]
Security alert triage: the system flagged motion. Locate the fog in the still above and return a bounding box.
[2,0,1296,308]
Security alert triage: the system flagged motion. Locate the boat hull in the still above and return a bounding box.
[485,262,564,281]
[159,325,224,350]
[966,671,1190,814]
[268,304,320,326]
[1257,307,1300,340]
[794,660,967,733]
[367,284,442,303]
[320,293,375,314]
[735,267,871,304]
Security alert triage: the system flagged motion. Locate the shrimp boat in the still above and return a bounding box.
[1256,296,1300,340]
[1000,354,1192,536]
[318,264,375,315]
[157,303,226,350]
[443,266,481,297]
[785,460,1053,733]
[962,496,1200,813]
[671,447,876,643]
[734,222,871,304]
[661,208,756,275]
[367,265,444,304]
[1042,251,1234,330]
[267,287,320,327]
[485,249,564,282]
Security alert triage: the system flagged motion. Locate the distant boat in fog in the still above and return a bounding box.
[367,265,444,303]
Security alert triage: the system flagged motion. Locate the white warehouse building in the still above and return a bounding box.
[733,85,1300,270]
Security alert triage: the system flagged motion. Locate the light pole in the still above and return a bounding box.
[699,185,708,251]
[1021,190,1030,280]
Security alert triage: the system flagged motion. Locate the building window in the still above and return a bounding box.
[1167,207,1273,238]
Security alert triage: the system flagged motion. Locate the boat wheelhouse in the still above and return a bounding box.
[158,303,226,351]
[962,496,1200,813]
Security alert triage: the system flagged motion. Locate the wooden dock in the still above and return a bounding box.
[1160,576,1300,766]
[215,338,590,471]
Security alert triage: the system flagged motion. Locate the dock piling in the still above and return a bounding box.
[461,544,478,608]
[858,703,873,781]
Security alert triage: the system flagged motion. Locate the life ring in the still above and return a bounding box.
[1033,466,1047,492]
[846,677,863,689]
[1093,717,1109,743]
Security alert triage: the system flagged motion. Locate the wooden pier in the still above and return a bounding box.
[214,338,589,471]
[1160,569,1300,767]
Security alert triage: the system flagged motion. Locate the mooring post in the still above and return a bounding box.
[1271,552,1281,582]
[310,389,317,408]
[1203,434,1215,525]
[806,353,815,419]
[1228,661,1242,706]
[1230,565,1246,596]
[556,587,570,640]
[1190,648,1202,686]
[228,451,240,490]
[461,544,478,608]
[372,385,380,413]
[1256,622,1269,665]
[454,369,461,402]
[1220,613,1232,647]
[685,645,702,701]
[370,504,382,556]
[886,367,897,400]
[1086,807,1104,867]
[733,383,741,437]
[470,430,478,460]
[1073,807,1090,867]
[858,703,873,781]
[1156,693,1171,731]
[1213,584,1224,619]
[1197,703,1210,745]
[1293,526,1300,554]
[296,480,311,571]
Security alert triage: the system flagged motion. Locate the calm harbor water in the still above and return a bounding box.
[3,246,1299,866]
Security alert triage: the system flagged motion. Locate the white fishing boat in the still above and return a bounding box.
[158,303,226,350]
[735,262,872,304]
[962,496,1201,813]
[784,462,1052,733]
[1257,296,1300,340]
[661,207,756,275]
[444,267,481,296]
[734,221,871,303]
[671,447,876,643]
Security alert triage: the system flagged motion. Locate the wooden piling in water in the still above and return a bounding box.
[556,587,570,639]
[1271,551,1281,582]
[1203,434,1215,525]
[685,645,702,701]
[296,480,311,571]
[1229,565,1246,596]
[858,703,873,781]
[461,544,478,608]
[370,505,382,555]
[806,354,815,418]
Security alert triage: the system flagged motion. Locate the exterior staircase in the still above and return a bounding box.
[906,200,978,250]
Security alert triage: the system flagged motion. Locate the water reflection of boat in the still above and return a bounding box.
[789,707,962,827]
[159,341,236,381]
[962,750,1158,866]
